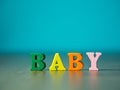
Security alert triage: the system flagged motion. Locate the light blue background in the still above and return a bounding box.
[0,0,120,53]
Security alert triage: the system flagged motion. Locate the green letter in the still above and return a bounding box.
[31,53,46,71]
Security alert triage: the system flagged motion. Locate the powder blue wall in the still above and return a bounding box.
[0,0,120,53]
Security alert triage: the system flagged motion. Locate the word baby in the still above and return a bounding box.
[31,52,102,71]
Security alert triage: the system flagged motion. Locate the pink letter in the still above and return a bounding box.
[86,52,102,71]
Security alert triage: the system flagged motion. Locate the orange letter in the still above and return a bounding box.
[68,53,84,70]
